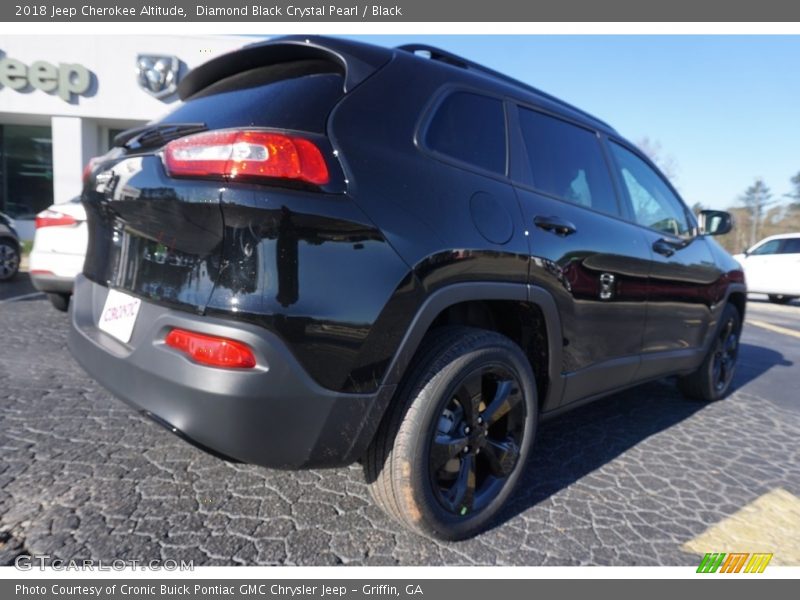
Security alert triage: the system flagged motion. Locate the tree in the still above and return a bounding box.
[635,137,678,181]
[788,171,800,207]
[739,178,774,247]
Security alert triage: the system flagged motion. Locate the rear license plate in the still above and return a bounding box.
[98,289,141,344]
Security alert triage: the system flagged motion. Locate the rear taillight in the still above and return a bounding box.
[35,209,78,229]
[163,130,330,185]
[83,156,100,184]
[165,328,257,369]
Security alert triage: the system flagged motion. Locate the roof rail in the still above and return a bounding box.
[397,43,613,131]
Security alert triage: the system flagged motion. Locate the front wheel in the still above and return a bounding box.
[364,326,537,540]
[678,303,741,402]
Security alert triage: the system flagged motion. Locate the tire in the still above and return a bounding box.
[678,303,741,402]
[47,293,70,312]
[0,239,20,281]
[364,326,537,540]
[768,294,795,305]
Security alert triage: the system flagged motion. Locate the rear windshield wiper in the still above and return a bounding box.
[114,123,207,150]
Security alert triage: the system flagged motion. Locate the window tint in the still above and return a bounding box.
[160,61,345,133]
[779,238,800,254]
[425,92,506,174]
[518,108,618,216]
[751,240,782,255]
[609,142,691,237]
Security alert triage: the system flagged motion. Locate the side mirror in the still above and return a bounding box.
[698,209,732,236]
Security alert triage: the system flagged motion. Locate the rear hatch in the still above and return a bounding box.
[82,36,391,314]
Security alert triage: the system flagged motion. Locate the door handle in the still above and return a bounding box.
[533,215,577,237]
[652,237,689,257]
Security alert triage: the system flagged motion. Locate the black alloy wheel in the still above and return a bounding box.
[711,315,739,394]
[365,326,537,540]
[429,365,525,517]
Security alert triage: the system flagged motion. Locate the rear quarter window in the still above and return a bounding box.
[424,91,507,175]
[159,60,345,133]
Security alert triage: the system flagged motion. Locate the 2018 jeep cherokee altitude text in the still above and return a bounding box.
[69,36,746,540]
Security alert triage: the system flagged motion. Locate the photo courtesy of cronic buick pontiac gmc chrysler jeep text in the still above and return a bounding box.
[68,36,746,540]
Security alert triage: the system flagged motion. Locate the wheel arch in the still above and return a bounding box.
[381,282,565,411]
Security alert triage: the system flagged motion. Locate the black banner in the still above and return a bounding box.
[3,579,796,600]
[2,0,800,22]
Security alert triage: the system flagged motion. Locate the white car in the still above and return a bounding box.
[734,233,800,304]
[29,198,88,311]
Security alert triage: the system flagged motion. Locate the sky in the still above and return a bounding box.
[335,35,800,211]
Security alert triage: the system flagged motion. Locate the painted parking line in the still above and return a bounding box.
[0,291,45,303]
[748,319,800,340]
[682,488,800,566]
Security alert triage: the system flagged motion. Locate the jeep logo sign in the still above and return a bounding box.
[0,55,91,102]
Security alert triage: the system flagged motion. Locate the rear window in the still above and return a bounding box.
[159,60,344,133]
[425,91,506,174]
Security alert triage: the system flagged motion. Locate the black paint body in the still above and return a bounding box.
[71,36,746,468]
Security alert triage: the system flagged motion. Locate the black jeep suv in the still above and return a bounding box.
[69,36,745,540]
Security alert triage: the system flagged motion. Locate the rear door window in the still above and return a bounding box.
[424,91,506,175]
[517,107,619,217]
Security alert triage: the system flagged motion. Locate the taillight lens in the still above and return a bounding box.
[165,328,257,369]
[35,209,78,229]
[83,156,99,184]
[163,130,330,185]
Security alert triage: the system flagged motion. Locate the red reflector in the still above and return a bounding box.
[163,130,330,185]
[165,328,257,369]
[35,209,78,229]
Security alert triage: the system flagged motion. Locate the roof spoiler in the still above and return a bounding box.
[178,35,394,100]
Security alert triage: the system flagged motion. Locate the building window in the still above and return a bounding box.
[0,124,54,219]
[107,128,126,151]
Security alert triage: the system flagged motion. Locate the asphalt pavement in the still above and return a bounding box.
[0,292,798,566]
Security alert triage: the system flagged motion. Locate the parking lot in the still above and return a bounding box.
[1,277,799,566]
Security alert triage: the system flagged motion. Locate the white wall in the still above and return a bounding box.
[0,35,248,121]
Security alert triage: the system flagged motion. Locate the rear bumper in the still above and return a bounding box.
[29,250,84,283]
[68,275,395,469]
[30,272,74,294]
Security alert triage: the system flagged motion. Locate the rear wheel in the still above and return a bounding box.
[678,303,741,402]
[364,326,537,540]
[47,293,70,312]
[768,294,796,304]
[0,239,20,281]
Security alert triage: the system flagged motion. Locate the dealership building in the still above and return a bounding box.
[0,35,246,240]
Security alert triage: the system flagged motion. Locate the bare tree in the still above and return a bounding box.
[788,171,800,206]
[635,137,679,181]
[739,178,774,247]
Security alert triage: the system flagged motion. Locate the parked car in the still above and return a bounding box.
[0,212,21,281]
[29,197,88,311]
[69,36,746,540]
[734,233,800,304]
